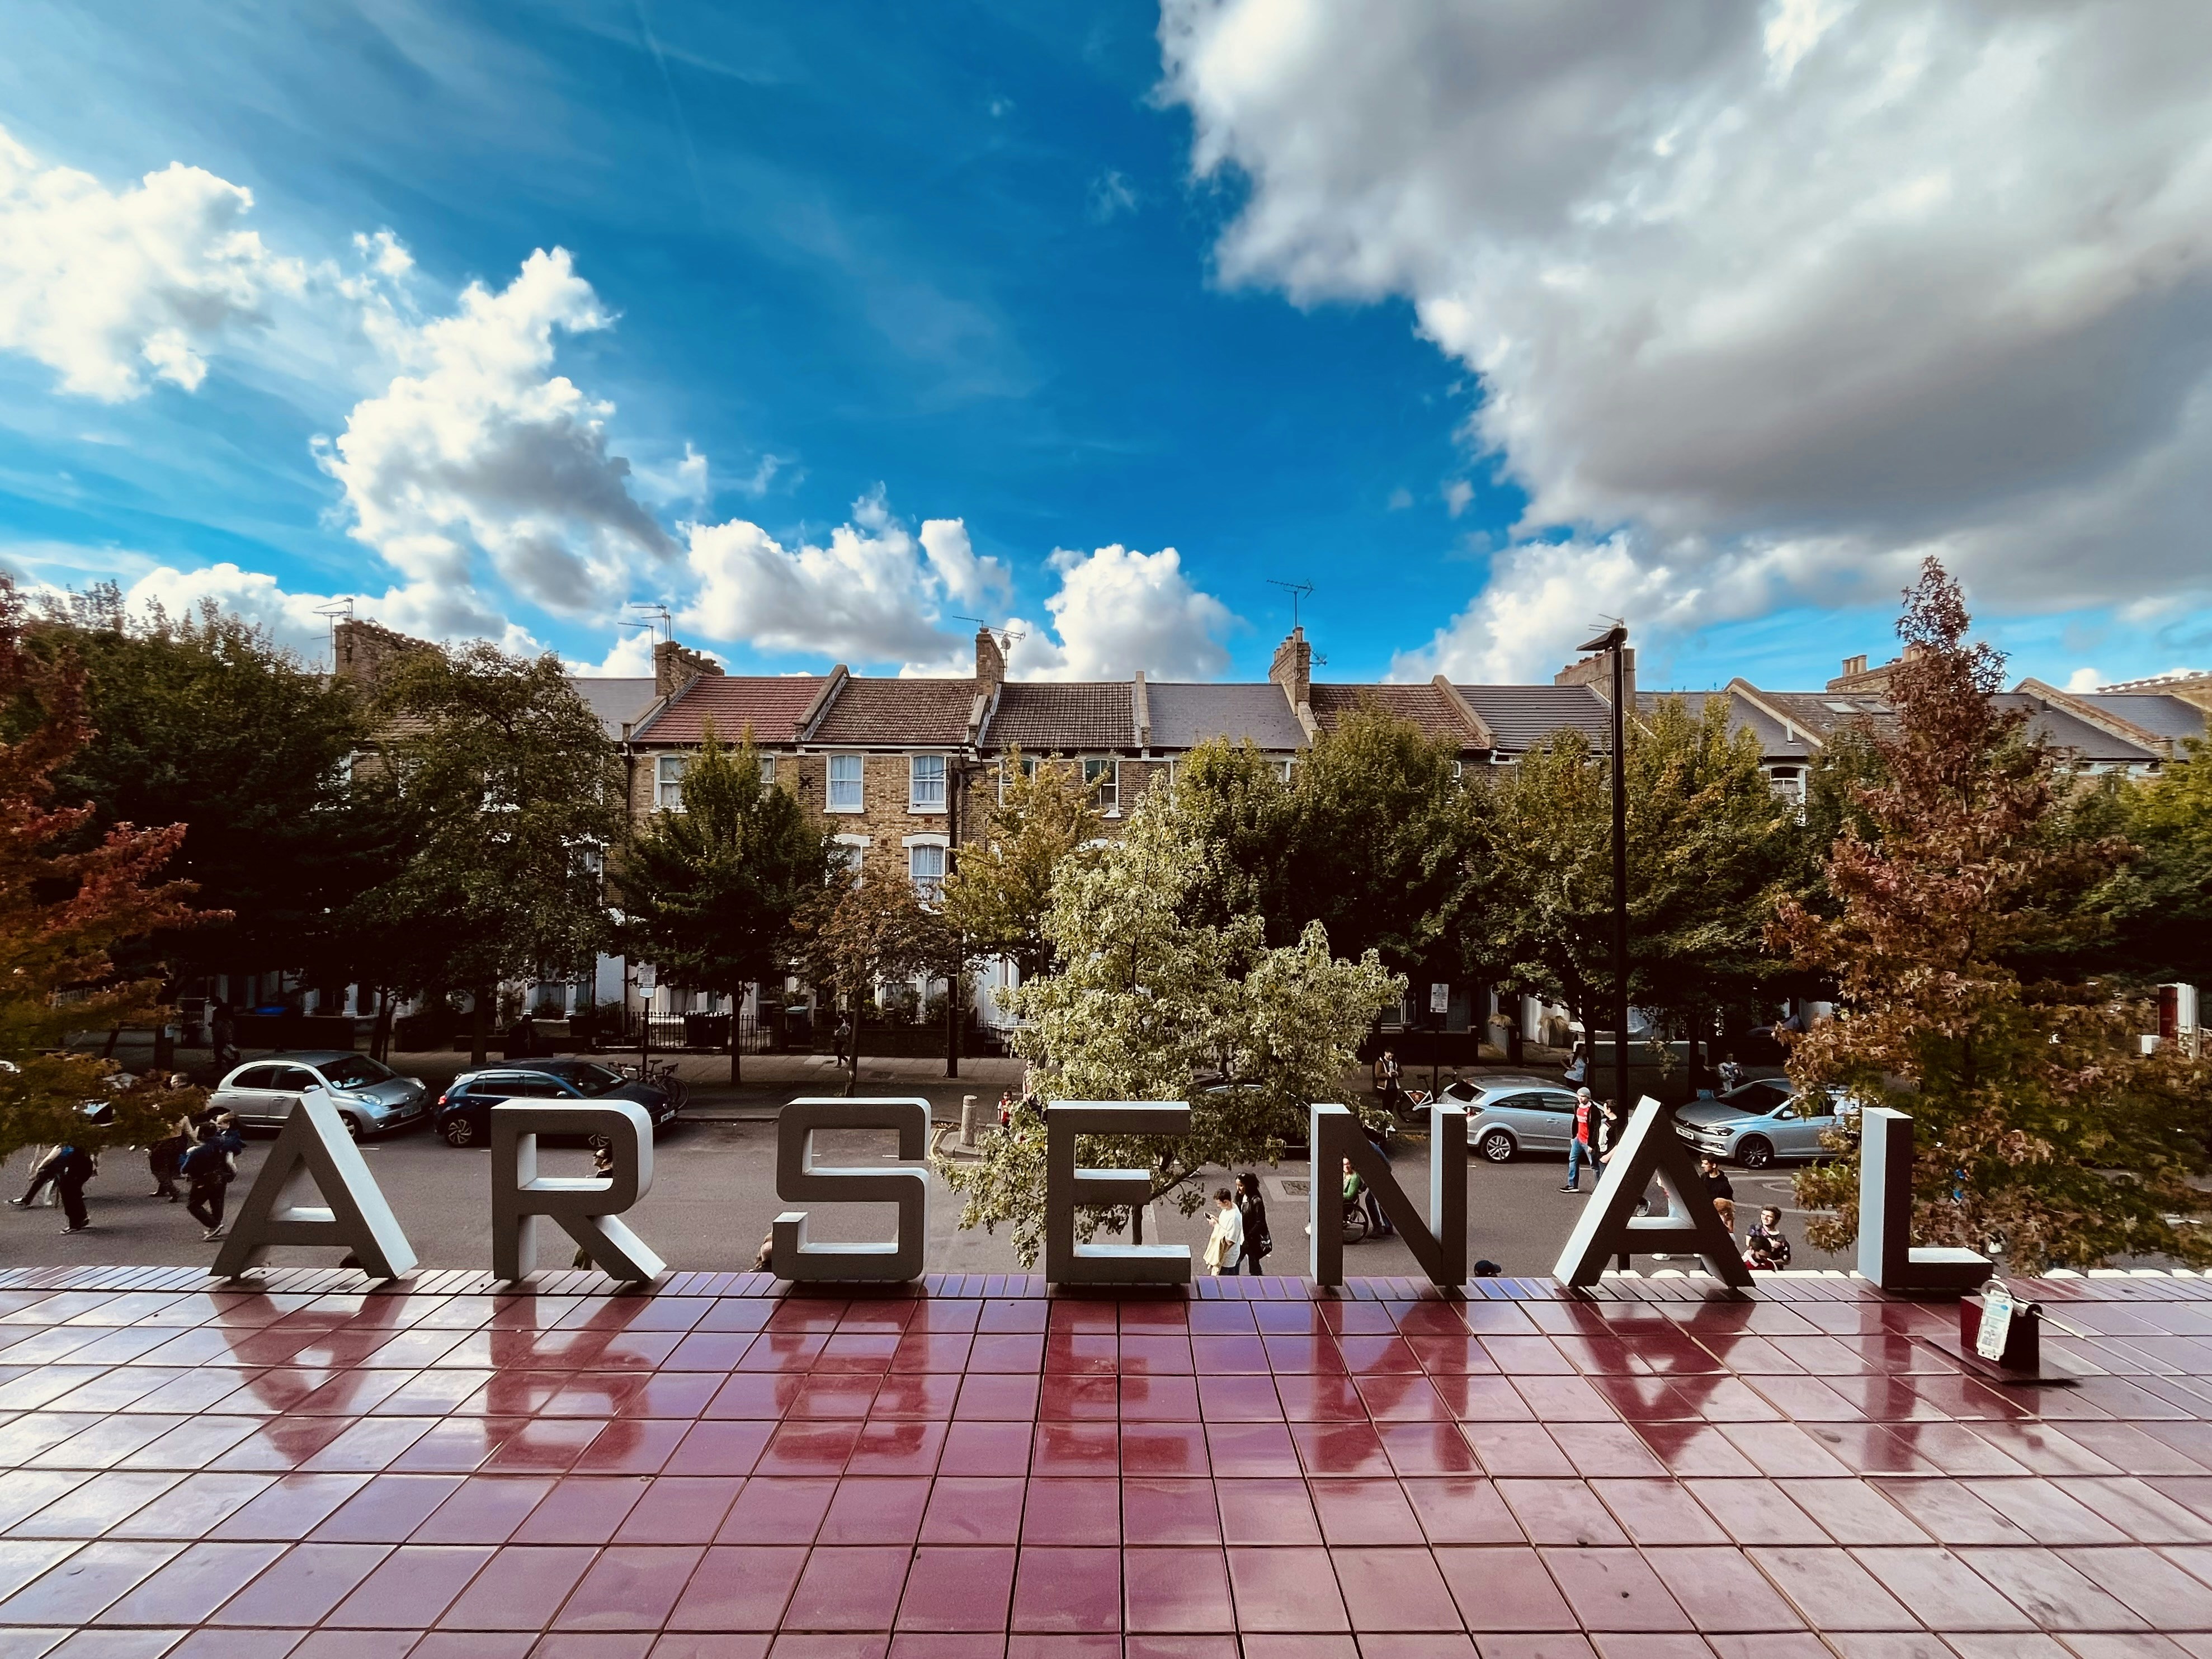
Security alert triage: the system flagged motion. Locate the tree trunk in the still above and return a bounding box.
[102,1023,121,1058]
[371,992,394,1063]
[1130,1203,1144,1245]
[845,992,859,1098]
[1506,997,1525,1065]
[471,989,490,1068]
[729,984,743,1086]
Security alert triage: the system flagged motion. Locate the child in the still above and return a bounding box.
[1744,1206,1791,1270]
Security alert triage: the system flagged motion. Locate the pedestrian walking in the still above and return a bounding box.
[211,998,238,1068]
[833,1014,853,1068]
[1563,1039,1590,1087]
[1563,1087,1602,1191]
[1716,1052,1744,1094]
[11,1143,69,1210]
[1373,1049,1403,1115]
[181,1119,240,1241]
[1203,1186,1244,1276]
[51,1144,97,1233]
[1360,1119,1394,1235]
[1235,1172,1271,1275]
[1699,1155,1737,1234]
[148,1112,193,1201]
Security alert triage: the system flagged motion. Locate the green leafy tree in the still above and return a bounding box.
[1469,696,1810,1080]
[344,643,622,1066]
[612,728,838,1082]
[2079,738,2212,990]
[0,578,209,1156]
[792,860,959,1096]
[30,586,374,1050]
[1776,560,2211,1270]
[937,749,1106,983]
[939,786,1402,1266]
[1280,701,1480,979]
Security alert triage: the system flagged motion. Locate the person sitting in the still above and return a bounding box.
[1744,1206,1792,1270]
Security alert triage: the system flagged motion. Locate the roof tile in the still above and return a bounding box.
[631,675,824,745]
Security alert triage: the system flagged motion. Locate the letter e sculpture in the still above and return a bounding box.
[1045,1101,1192,1285]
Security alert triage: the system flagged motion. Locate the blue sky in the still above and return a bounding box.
[2,1,2208,692]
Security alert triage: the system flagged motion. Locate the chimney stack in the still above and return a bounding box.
[1555,647,1635,705]
[654,639,723,701]
[1270,626,1312,711]
[1841,654,1867,678]
[974,625,1006,694]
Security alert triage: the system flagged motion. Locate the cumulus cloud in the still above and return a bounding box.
[1007,544,1237,681]
[0,124,305,400]
[1162,0,2212,654]
[680,491,1008,671]
[317,247,675,635]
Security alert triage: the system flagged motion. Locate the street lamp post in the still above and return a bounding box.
[1578,622,1631,1123]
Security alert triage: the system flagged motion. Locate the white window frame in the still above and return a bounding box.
[903,833,949,902]
[997,755,1039,802]
[827,753,864,813]
[1083,756,1120,816]
[655,753,689,810]
[832,833,869,880]
[909,753,947,813]
[758,753,776,788]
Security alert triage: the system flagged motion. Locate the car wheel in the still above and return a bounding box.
[441,1116,478,1148]
[1478,1129,1516,1163]
[1736,1136,1773,1170]
[339,1114,364,1142]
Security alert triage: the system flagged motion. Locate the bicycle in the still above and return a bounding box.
[616,1059,687,1110]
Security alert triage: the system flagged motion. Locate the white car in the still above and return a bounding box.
[1430,1075,1587,1163]
[207,1051,428,1139]
[1673,1080,1858,1169]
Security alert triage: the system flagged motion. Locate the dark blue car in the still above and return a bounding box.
[434,1057,676,1148]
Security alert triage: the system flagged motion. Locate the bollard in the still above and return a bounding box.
[960,1095,979,1148]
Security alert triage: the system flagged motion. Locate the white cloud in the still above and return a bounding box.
[1007,544,1237,681]
[567,626,660,678]
[2065,666,2103,692]
[1386,486,1413,512]
[680,491,1002,671]
[317,246,675,635]
[0,124,306,400]
[1088,169,1141,224]
[1162,0,2212,656]
[1442,479,1473,519]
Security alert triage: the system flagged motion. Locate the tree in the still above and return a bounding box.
[29,586,373,1053]
[1279,703,1480,981]
[937,748,1106,983]
[343,643,622,1066]
[1775,559,2211,1271]
[938,785,1402,1266]
[0,578,209,1157]
[792,861,958,1096]
[2079,739,2212,991]
[1469,696,1810,1081]
[612,728,838,1082]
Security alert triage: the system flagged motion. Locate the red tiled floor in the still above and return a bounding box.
[3,1269,2210,1651]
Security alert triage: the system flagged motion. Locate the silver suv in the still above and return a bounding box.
[207,1052,428,1140]
[1674,1080,1857,1168]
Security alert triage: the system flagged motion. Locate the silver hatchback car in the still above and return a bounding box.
[207,1051,429,1139]
[1437,1076,1586,1163]
[1674,1080,1856,1169]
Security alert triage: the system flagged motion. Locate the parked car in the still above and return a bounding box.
[1448,1076,1586,1163]
[207,1052,430,1139]
[1673,1080,1857,1169]
[434,1058,678,1148]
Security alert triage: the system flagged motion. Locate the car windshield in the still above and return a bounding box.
[548,1062,626,1096]
[318,1057,394,1088]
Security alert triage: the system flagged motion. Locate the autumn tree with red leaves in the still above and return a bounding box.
[1775,560,2210,1271]
[0,577,210,1159]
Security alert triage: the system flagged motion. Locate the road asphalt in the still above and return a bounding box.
[1,1043,1847,1278]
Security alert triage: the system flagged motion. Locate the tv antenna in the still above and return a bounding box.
[621,602,675,645]
[1267,578,1315,631]
[314,598,355,672]
[952,616,1026,652]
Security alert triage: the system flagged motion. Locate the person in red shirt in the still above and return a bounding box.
[1563,1087,1601,1192]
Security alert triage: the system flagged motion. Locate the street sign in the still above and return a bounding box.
[636,964,656,993]
[1429,983,1449,1015]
